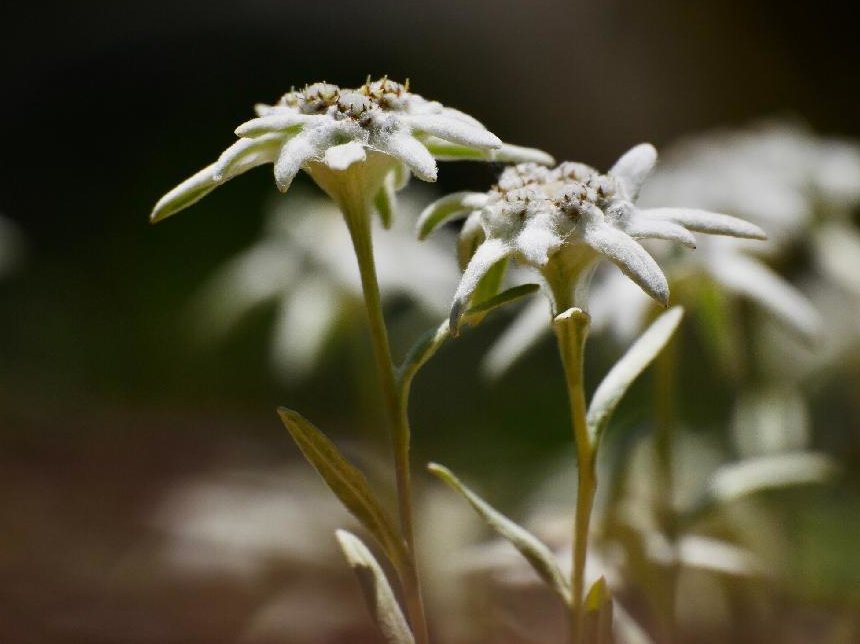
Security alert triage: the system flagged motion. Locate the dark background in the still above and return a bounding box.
[1,2,859,642]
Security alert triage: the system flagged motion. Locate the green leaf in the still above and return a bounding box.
[586,307,684,444]
[277,408,408,570]
[396,284,539,390]
[396,321,449,390]
[335,530,416,644]
[428,463,571,604]
[693,280,743,379]
[373,173,396,229]
[582,577,614,644]
[466,257,509,323]
[416,192,484,240]
[463,283,541,323]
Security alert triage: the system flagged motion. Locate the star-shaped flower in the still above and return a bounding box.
[421,144,767,331]
[151,77,552,223]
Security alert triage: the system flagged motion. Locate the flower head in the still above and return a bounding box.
[429,144,767,331]
[151,77,553,223]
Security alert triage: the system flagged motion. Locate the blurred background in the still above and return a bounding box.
[1,1,859,642]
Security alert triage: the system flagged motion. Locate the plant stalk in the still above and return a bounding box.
[341,194,430,644]
[553,308,596,644]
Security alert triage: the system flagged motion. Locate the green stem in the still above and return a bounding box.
[553,308,596,644]
[341,196,430,644]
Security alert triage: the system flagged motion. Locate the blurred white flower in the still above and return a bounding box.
[152,77,552,224]
[428,144,764,332]
[639,121,860,249]
[192,189,461,381]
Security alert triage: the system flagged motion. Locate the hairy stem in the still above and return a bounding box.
[341,194,429,644]
[553,308,596,644]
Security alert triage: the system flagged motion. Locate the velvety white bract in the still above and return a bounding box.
[151,78,551,223]
[441,144,767,331]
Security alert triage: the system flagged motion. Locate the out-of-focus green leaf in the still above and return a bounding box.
[335,530,415,644]
[428,463,571,604]
[373,174,395,229]
[277,408,407,569]
[582,577,614,644]
[587,307,684,444]
[693,280,743,379]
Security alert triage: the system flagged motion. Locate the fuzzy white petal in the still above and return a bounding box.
[584,222,669,305]
[491,144,555,166]
[212,134,283,183]
[273,133,322,193]
[406,114,501,149]
[235,113,318,137]
[515,215,564,266]
[323,141,367,171]
[152,145,279,223]
[379,131,438,182]
[624,216,698,248]
[642,207,767,240]
[609,143,657,199]
[450,238,512,332]
[420,138,555,166]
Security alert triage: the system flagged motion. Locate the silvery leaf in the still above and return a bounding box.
[587,307,684,444]
[335,530,415,644]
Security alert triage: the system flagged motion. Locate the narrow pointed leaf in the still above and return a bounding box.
[416,192,486,240]
[373,173,396,229]
[464,256,509,324]
[277,408,407,569]
[582,577,614,644]
[587,307,684,444]
[396,321,449,391]
[428,463,571,604]
[463,283,540,322]
[335,530,416,644]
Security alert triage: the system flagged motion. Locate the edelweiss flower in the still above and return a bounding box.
[151,77,552,223]
[422,143,766,330]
